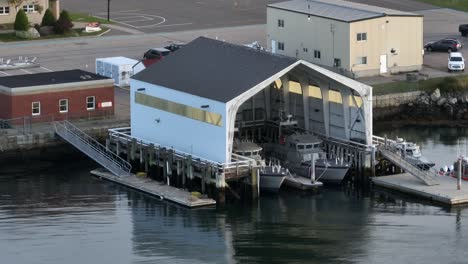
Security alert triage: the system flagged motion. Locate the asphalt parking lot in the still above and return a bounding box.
[61,0,284,33]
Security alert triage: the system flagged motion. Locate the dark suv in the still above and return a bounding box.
[424,39,462,52]
[460,24,468,37]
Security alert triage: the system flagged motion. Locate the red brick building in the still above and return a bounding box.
[0,70,115,122]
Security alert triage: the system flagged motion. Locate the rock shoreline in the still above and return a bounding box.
[374,88,468,123]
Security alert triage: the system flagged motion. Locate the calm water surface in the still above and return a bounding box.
[1,126,468,264]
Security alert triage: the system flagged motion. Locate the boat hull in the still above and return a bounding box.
[291,163,349,184]
[283,175,323,190]
[260,173,286,192]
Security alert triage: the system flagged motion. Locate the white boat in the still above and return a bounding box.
[266,133,350,183]
[391,137,435,170]
[233,140,287,192]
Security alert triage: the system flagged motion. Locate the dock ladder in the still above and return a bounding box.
[378,146,439,186]
[54,120,131,177]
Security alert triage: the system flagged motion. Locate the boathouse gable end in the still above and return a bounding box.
[130,79,228,163]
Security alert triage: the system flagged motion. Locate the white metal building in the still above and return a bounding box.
[96,57,139,87]
[267,0,423,78]
[130,37,372,163]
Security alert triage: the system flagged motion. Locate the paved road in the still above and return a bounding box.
[0,25,265,75]
[349,0,435,11]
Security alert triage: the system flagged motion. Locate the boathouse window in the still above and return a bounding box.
[59,99,68,113]
[32,102,40,116]
[86,96,95,110]
[278,42,285,51]
[135,92,223,126]
[0,6,9,15]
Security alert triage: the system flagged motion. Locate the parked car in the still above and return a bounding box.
[460,24,468,37]
[143,48,171,60]
[448,52,465,72]
[424,38,462,52]
[164,43,184,52]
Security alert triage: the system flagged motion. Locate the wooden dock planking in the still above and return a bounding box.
[372,173,468,205]
[90,169,217,208]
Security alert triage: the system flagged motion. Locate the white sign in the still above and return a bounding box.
[100,102,113,108]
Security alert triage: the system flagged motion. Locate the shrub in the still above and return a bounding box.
[41,9,56,27]
[14,9,29,31]
[439,77,467,93]
[54,10,74,34]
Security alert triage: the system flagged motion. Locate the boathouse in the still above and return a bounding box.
[0,70,114,122]
[130,37,372,163]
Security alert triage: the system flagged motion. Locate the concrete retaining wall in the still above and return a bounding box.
[373,91,422,108]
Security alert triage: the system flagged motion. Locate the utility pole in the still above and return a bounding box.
[107,0,111,21]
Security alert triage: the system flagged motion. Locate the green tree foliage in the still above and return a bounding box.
[54,10,74,34]
[14,9,29,31]
[41,9,56,27]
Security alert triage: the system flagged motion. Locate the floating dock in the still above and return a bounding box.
[91,169,216,208]
[372,173,468,205]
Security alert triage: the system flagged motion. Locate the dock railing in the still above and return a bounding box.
[373,135,439,186]
[55,121,131,177]
[108,127,257,180]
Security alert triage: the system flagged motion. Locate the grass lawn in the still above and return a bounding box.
[0,27,109,42]
[70,13,112,24]
[373,75,468,95]
[415,0,468,12]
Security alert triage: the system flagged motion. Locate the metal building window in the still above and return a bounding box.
[357,32,367,41]
[0,6,9,15]
[303,47,308,52]
[23,4,36,13]
[86,96,95,110]
[135,92,223,126]
[278,19,284,27]
[314,50,321,59]
[59,99,68,113]
[356,56,367,65]
[278,42,285,51]
[32,102,40,116]
[334,58,341,67]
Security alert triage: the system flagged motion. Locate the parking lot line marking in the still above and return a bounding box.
[0,71,10,76]
[94,13,166,29]
[139,22,193,28]
[20,69,32,74]
[40,67,53,72]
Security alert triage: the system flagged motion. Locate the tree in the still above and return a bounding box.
[54,10,74,34]
[14,9,29,31]
[41,9,55,27]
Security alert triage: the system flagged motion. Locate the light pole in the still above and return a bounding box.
[107,0,111,21]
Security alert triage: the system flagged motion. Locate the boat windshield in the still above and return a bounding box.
[298,145,305,150]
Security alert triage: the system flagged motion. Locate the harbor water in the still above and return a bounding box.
[1,125,468,264]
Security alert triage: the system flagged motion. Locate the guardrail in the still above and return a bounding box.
[108,127,257,178]
[55,121,131,177]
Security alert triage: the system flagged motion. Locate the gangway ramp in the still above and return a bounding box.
[377,146,439,186]
[54,120,131,177]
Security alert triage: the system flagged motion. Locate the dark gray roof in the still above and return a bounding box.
[132,37,297,103]
[0,69,110,88]
[268,0,422,23]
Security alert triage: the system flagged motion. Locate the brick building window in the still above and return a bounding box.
[32,102,40,116]
[357,32,367,41]
[278,19,284,27]
[278,42,285,51]
[23,4,36,13]
[59,99,68,113]
[86,96,95,110]
[0,6,10,15]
